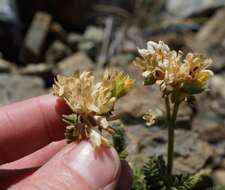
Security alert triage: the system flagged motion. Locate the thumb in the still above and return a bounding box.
[10,141,122,190]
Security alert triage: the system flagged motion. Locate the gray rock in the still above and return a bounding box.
[0,0,18,23]
[57,52,95,76]
[18,63,53,87]
[83,26,104,42]
[19,63,52,76]
[0,58,14,72]
[167,0,225,17]
[67,33,83,49]
[0,74,46,105]
[46,40,72,63]
[20,12,52,63]
[210,75,225,100]
[188,9,225,71]
[125,125,213,173]
[78,26,104,52]
[193,113,225,143]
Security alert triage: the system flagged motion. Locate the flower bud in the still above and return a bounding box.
[143,74,156,85]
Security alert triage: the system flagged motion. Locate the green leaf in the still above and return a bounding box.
[64,125,76,143]
[132,168,149,190]
[62,114,79,125]
[119,149,128,160]
[112,125,126,154]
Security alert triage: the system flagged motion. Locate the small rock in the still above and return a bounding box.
[213,170,225,185]
[0,0,18,23]
[78,41,96,52]
[78,26,104,52]
[20,12,52,63]
[0,59,14,72]
[210,75,225,100]
[19,63,52,75]
[188,9,225,71]
[46,40,72,63]
[0,74,46,105]
[57,52,95,76]
[167,0,225,17]
[67,33,83,49]
[83,26,104,42]
[18,63,53,87]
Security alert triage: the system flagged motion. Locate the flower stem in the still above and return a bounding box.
[166,97,180,177]
[165,96,171,122]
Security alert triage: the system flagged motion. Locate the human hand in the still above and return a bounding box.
[0,95,132,189]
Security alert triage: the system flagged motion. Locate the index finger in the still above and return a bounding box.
[0,94,70,165]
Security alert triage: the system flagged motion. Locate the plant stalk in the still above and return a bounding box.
[166,97,180,176]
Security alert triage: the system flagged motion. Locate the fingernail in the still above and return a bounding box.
[65,141,120,189]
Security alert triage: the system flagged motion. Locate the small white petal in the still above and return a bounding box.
[138,48,150,57]
[142,71,151,77]
[147,41,158,51]
[94,116,109,129]
[159,41,170,51]
[158,59,169,68]
[89,130,102,148]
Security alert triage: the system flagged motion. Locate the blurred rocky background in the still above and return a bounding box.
[1,0,225,187]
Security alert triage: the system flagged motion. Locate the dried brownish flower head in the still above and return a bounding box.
[53,70,134,148]
[133,41,213,96]
[143,108,163,126]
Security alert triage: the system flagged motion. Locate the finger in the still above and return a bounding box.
[0,94,70,165]
[116,161,133,190]
[8,141,127,190]
[0,140,67,189]
[0,140,67,169]
[0,167,37,189]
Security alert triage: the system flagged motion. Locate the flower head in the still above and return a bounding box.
[53,70,133,148]
[143,109,163,126]
[134,41,213,95]
[181,53,213,94]
[143,110,157,126]
[102,69,134,98]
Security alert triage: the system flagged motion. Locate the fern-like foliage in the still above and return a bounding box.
[169,174,196,190]
[132,156,207,190]
[111,123,128,160]
[132,168,149,190]
[142,156,167,190]
[112,126,126,153]
[118,149,128,160]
